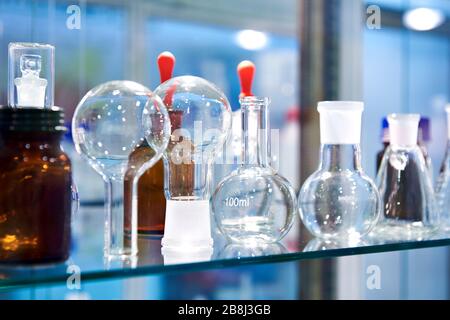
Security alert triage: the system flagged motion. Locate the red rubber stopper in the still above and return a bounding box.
[157,51,176,83]
[237,60,255,98]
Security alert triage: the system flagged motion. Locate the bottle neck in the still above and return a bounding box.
[319,144,362,171]
[241,97,270,167]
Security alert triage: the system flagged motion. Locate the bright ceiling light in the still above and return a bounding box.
[403,8,445,31]
[236,29,268,50]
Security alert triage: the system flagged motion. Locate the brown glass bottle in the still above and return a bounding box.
[124,145,166,236]
[0,107,72,264]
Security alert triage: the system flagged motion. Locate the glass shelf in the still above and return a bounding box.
[1,205,449,290]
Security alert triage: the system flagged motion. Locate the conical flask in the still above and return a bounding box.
[435,106,450,232]
[375,114,437,239]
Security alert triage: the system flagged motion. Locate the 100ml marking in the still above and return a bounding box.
[225,197,250,207]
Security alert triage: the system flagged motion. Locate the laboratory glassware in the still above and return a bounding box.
[212,96,296,244]
[124,52,175,235]
[153,76,232,249]
[0,43,72,264]
[375,113,437,239]
[72,81,170,258]
[298,101,381,241]
[434,106,450,231]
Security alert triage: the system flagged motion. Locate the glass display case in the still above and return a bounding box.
[0,0,450,300]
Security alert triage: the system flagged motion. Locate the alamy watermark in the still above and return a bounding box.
[366,5,381,30]
[366,264,381,290]
[66,4,81,30]
[66,263,81,290]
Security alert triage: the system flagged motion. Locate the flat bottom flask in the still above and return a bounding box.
[374,114,437,240]
[375,148,437,239]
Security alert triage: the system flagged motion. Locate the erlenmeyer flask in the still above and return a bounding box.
[435,106,450,232]
[375,114,437,240]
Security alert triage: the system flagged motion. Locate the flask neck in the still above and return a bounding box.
[240,97,270,167]
[319,144,362,171]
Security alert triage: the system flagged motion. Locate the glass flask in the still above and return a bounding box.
[436,107,450,232]
[212,96,296,244]
[153,76,232,249]
[375,114,437,239]
[298,101,380,241]
[72,81,170,258]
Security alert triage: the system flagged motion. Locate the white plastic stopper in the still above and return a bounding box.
[387,113,420,148]
[162,246,213,265]
[162,199,213,248]
[317,101,364,144]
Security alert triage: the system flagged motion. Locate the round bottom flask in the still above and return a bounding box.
[212,97,296,244]
[375,114,437,240]
[298,101,380,241]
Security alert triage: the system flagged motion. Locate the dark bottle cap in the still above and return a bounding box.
[419,117,431,142]
[380,117,389,143]
[0,106,65,132]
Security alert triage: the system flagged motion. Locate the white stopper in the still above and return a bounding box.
[387,113,420,148]
[162,246,213,265]
[15,54,47,108]
[162,199,213,248]
[317,101,364,144]
[446,105,450,140]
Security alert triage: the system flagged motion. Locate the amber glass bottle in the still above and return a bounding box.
[124,146,166,235]
[0,107,72,264]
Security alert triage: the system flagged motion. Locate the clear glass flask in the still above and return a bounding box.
[435,107,450,232]
[375,114,437,239]
[298,101,380,241]
[212,97,296,244]
[153,76,232,249]
[72,81,170,259]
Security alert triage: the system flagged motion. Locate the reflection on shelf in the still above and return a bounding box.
[219,243,287,259]
[0,205,449,290]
